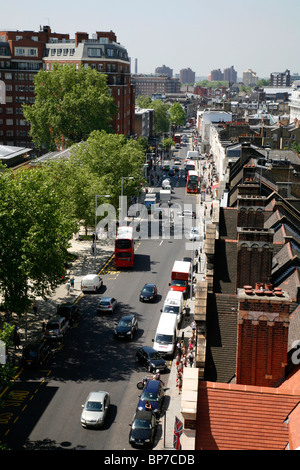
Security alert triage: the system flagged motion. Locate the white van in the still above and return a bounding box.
[81,274,103,293]
[161,290,183,326]
[153,312,178,357]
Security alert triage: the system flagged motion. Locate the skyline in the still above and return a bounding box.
[1,0,300,79]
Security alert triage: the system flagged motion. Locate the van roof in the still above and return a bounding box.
[156,312,178,333]
[165,290,183,300]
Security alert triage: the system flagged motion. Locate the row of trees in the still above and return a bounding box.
[136,96,186,135]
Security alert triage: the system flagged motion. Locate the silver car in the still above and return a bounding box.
[81,391,110,428]
[97,297,118,314]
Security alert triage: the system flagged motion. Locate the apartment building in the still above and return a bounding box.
[0,26,135,149]
[0,26,69,148]
[179,67,195,84]
[132,74,181,97]
[270,69,291,87]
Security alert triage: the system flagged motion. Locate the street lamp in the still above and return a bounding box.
[95,194,110,269]
[121,176,134,224]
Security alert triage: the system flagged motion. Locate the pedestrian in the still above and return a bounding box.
[187,351,194,367]
[185,306,190,321]
[13,327,20,350]
[176,372,183,394]
[66,280,70,295]
[70,276,75,291]
[33,300,38,315]
[145,400,152,411]
[176,340,182,357]
[191,320,196,334]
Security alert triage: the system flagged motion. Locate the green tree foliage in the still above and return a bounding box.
[136,96,170,135]
[170,102,186,127]
[162,137,174,151]
[23,64,117,151]
[0,165,77,315]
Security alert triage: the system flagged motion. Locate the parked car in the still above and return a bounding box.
[139,284,158,302]
[80,391,110,428]
[188,227,201,241]
[44,316,70,341]
[57,302,80,324]
[21,339,51,368]
[129,410,157,448]
[97,297,118,314]
[137,379,165,417]
[168,168,175,177]
[177,210,196,219]
[114,314,138,340]
[81,274,103,293]
[135,346,168,373]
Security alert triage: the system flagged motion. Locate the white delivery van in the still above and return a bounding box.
[81,274,103,293]
[187,150,199,160]
[161,290,183,326]
[153,312,178,357]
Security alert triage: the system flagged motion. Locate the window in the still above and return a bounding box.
[63,49,68,56]
[51,49,56,56]
[106,48,114,57]
[88,48,102,57]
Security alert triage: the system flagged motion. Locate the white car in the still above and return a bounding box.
[81,391,110,428]
[177,210,196,219]
[174,160,181,166]
[188,227,201,241]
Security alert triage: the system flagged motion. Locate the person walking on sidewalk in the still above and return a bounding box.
[176,372,183,394]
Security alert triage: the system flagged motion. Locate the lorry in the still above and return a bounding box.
[144,193,157,213]
[169,260,192,298]
[187,150,199,160]
[159,189,171,205]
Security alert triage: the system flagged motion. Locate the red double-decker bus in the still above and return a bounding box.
[186,170,199,193]
[184,159,195,180]
[114,226,134,268]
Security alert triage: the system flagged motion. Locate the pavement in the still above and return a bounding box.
[5,142,216,451]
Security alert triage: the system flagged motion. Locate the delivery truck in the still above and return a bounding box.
[159,189,171,205]
[169,260,192,298]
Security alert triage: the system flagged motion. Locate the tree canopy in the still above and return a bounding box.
[170,102,186,127]
[23,64,117,151]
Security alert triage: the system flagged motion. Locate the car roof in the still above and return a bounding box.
[87,391,108,401]
[140,345,157,354]
[144,379,161,392]
[134,409,153,421]
[119,314,135,321]
[143,283,155,288]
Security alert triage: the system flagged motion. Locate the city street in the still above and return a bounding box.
[0,130,209,450]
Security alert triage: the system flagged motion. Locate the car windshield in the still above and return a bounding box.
[100,301,111,306]
[142,286,154,293]
[118,319,131,327]
[86,401,103,412]
[148,351,162,360]
[132,419,152,430]
[163,306,179,313]
[171,279,186,287]
[141,391,159,402]
[155,334,173,344]
[46,322,58,330]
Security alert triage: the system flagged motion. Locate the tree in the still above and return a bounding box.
[150,100,170,135]
[162,137,174,152]
[23,64,117,151]
[170,102,186,127]
[0,165,77,315]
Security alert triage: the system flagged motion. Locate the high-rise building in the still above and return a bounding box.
[0,26,135,149]
[179,67,195,84]
[223,66,237,84]
[243,69,258,87]
[155,65,173,78]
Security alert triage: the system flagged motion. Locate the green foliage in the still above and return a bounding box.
[162,137,174,151]
[170,102,186,127]
[23,64,117,151]
[196,80,229,88]
[0,166,77,315]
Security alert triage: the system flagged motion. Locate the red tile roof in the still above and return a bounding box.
[196,381,300,450]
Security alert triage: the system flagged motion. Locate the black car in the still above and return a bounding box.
[57,302,80,324]
[21,340,51,368]
[139,284,158,302]
[129,410,157,448]
[114,314,138,340]
[136,346,167,373]
[137,379,165,417]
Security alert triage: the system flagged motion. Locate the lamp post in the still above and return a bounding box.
[95,194,110,270]
[121,176,134,224]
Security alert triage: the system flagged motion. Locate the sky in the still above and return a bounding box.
[1,0,299,79]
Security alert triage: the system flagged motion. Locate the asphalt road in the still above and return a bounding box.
[0,134,200,450]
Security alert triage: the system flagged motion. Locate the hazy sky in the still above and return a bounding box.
[1,0,299,79]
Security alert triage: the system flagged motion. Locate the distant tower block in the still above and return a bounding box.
[135,58,138,74]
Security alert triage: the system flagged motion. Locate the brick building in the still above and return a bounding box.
[0,26,135,149]
[132,74,181,97]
